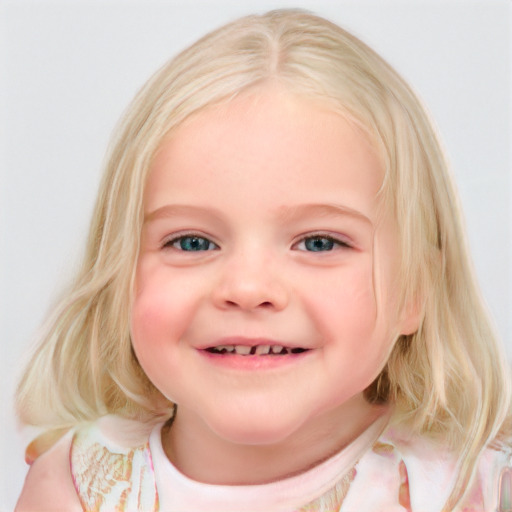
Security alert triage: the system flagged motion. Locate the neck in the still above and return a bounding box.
[162,397,390,485]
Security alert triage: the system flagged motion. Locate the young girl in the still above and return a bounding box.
[15,9,511,512]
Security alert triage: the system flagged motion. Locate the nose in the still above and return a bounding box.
[212,252,289,312]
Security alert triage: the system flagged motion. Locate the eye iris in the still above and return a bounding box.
[305,237,334,251]
[180,236,210,251]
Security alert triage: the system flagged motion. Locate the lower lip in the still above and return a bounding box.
[197,350,312,371]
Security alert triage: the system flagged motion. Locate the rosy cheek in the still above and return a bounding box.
[131,298,156,334]
[131,270,171,335]
[131,272,196,351]
[131,294,176,363]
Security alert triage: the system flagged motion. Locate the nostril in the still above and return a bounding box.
[224,300,275,309]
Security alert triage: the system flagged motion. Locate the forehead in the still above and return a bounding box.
[145,87,384,222]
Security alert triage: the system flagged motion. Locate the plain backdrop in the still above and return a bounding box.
[0,1,510,509]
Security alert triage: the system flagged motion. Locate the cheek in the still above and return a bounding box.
[130,270,194,401]
[131,281,175,341]
[130,263,194,365]
[304,262,397,384]
[306,261,378,339]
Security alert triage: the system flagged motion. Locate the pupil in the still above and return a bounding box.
[306,237,333,251]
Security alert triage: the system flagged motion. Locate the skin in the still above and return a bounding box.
[131,86,420,485]
[15,433,81,511]
[16,86,421,508]
[16,87,421,507]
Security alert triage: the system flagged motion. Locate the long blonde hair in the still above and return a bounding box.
[17,9,510,507]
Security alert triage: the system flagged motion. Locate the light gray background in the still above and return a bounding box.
[1,1,510,509]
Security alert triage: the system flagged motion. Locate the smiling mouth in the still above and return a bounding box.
[205,345,309,356]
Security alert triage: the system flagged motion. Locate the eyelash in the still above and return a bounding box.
[161,232,352,253]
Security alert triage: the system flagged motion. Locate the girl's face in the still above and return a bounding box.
[131,87,418,449]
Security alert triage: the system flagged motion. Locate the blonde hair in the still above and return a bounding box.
[17,9,511,507]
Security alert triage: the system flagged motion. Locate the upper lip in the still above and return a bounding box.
[197,337,308,350]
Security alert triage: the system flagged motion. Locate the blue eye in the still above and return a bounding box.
[298,235,350,252]
[166,236,217,251]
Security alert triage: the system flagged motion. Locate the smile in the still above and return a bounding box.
[205,345,309,356]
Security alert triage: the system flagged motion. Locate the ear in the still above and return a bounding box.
[399,294,424,335]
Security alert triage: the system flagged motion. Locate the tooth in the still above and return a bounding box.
[234,345,251,355]
[256,345,271,355]
[270,345,283,355]
[214,345,234,353]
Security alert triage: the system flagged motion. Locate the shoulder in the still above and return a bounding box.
[16,415,161,512]
[381,427,509,511]
[70,415,160,512]
[15,430,82,512]
[463,443,510,510]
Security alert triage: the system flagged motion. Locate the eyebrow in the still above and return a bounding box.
[144,202,373,226]
[144,204,222,224]
[275,203,374,227]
